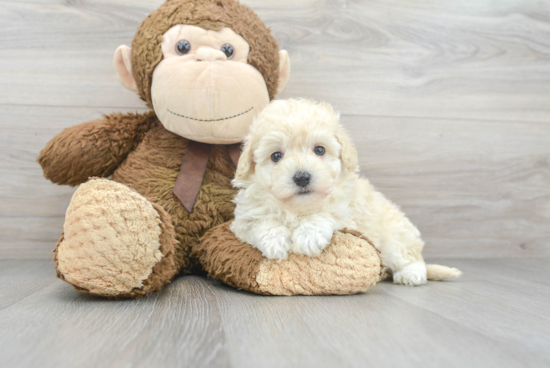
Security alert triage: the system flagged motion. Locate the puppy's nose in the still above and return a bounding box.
[293,172,311,188]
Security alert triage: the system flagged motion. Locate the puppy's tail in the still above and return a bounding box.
[426,264,462,281]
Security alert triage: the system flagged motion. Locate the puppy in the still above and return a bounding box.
[231,99,461,286]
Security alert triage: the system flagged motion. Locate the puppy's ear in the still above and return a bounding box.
[235,137,254,181]
[335,127,358,172]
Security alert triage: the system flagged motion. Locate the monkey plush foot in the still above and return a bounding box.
[194,222,382,295]
[54,178,178,298]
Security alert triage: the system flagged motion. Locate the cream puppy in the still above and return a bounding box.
[231,99,461,286]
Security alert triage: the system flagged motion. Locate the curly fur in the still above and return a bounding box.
[231,99,462,286]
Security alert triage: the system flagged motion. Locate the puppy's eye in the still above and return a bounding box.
[271,152,283,163]
[176,40,191,55]
[314,146,326,156]
[220,43,234,59]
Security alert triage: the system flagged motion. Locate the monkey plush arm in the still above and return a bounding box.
[38,111,158,186]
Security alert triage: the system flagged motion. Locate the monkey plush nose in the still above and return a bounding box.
[293,172,311,188]
[196,48,227,62]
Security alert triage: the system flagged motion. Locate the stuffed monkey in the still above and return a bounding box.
[38,0,381,298]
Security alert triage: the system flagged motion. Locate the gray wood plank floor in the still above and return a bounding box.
[0,258,548,368]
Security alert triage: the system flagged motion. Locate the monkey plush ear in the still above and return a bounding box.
[335,128,359,173]
[235,138,255,182]
[114,45,138,92]
[276,50,291,95]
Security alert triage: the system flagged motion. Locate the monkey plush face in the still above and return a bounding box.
[151,25,270,143]
[113,0,290,145]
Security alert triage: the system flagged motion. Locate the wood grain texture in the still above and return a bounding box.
[0,258,549,368]
[272,0,550,122]
[345,115,550,258]
[1,0,550,258]
[2,0,550,121]
[2,107,548,258]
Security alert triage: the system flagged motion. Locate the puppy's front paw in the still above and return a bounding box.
[256,229,291,260]
[291,223,333,257]
[393,262,427,286]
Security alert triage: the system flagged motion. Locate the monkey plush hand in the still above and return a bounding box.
[38,0,380,298]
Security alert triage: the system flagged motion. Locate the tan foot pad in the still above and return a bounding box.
[55,178,177,298]
[195,222,382,296]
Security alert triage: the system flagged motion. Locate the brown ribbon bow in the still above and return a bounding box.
[173,141,242,212]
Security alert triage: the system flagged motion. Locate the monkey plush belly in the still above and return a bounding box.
[112,123,237,274]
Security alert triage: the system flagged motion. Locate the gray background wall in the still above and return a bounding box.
[1,0,549,259]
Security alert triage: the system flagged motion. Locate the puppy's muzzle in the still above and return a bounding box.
[293,171,311,188]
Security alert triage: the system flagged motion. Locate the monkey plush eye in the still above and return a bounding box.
[220,43,234,59]
[176,40,191,55]
[314,146,326,156]
[271,152,283,163]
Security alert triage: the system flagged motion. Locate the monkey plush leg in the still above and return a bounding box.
[54,178,179,299]
[194,223,382,296]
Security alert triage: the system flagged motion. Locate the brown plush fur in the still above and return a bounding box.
[38,112,158,186]
[42,111,237,292]
[111,120,238,274]
[194,221,265,293]
[38,0,280,297]
[132,0,281,106]
[196,222,382,296]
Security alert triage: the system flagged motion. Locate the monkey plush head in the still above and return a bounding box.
[114,0,290,144]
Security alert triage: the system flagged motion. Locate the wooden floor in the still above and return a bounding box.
[0,258,548,368]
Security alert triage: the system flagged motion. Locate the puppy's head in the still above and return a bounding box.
[235,99,358,206]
